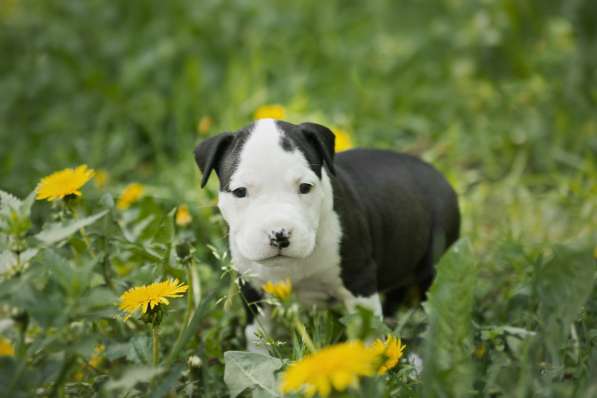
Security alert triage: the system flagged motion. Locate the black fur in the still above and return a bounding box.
[279,135,294,152]
[194,127,251,191]
[275,120,336,178]
[331,149,460,313]
[195,121,460,317]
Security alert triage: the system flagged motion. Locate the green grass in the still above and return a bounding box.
[0,0,596,397]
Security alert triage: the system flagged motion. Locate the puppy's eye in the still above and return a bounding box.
[232,187,247,198]
[299,183,313,194]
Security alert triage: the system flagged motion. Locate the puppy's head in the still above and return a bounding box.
[194,119,335,265]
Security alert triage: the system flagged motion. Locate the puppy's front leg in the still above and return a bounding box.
[244,310,273,354]
[338,287,383,317]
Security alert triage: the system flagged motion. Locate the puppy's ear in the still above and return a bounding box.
[194,133,234,188]
[299,122,336,176]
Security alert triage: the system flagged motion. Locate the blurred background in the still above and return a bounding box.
[1,0,595,194]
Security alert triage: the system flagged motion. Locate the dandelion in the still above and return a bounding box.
[89,344,105,368]
[474,343,486,359]
[254,104,286,120]
[371,335,406,374]
[176,203,192,226]
[332,128,353,152]
[280,340,379,397]
[119,279,188,320]
[94,169,109,189]
[119,279,188,366]
[0,337,15,357]
[117,183,144,210]
[262,279,292,300]
[36,165,95,201]
[197,115,213,135]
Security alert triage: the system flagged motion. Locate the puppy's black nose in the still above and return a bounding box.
[270,229,290,249]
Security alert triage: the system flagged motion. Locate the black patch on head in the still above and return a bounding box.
[275,120,336,178]
[194,124,253,191]
[217,127,252,191]
[195,120,336,190]
[279,135,295,152]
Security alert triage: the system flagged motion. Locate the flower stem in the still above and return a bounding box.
[292,316,316,353]
[183,264,195,326]
[152,325,160,366]
[72,203,96,258]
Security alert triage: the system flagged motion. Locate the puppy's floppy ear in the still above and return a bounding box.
[194,132,234,188]
[299,122,336,176]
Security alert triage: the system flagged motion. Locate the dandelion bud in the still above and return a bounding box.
[187,355,202,368]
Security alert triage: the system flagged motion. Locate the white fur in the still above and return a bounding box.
[218,120,384,351]
[220,119,348,305]
[341,291,383,316]
[244,312,271,354]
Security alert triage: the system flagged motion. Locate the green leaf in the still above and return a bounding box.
[127,336,151,365]
[0,250,17,276]
[340,305,390,341]
[422,239,477,398]
[535,246,594,328]
[0,190,22,210]
[164,291,215,365]
[35,210,108,244]
[149,363,185,398]
[533,246,595,367]
[20,190,36,218]
[224,351,284,398]
[104,365,164,392]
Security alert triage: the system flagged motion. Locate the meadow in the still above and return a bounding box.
[0,0,596,397]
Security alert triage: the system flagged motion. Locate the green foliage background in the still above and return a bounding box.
[0,0,596,397]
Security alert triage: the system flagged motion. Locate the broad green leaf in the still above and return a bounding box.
[422,239,477,398]
[149,363,185,398]
[224,351,284,398]
[0,190,21,210]
[35,210,108,244]
[0,248,38,278]
[43,249,93,297]
[533,246,595,368]
[127,336,151,365]
[104,365,164,392]
[20,190,36,218]
[535,246,594,328]
[0,250,17,275]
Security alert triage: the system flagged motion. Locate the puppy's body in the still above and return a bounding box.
[194,119,460,349]
[332,149,460,313]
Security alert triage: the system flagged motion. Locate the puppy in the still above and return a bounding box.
[194,119,460,350]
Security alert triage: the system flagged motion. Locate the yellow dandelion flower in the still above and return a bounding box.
[332,128,353,152]
[36,165,95,201]
[371,335,406,375]
[474,343,486,359]
[89,344,105,368]
[175,203,192,226]
[262,279,292,300]
[116,183,144,210]
[73,370,85,381]
[94,169,109,189]
[281,341,379,397]
[119,279,188,319]
[254,104,286,120]
[197,115,213,135]
[0,337,15,357]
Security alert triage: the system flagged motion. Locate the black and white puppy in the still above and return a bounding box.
[194,119,460,350]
